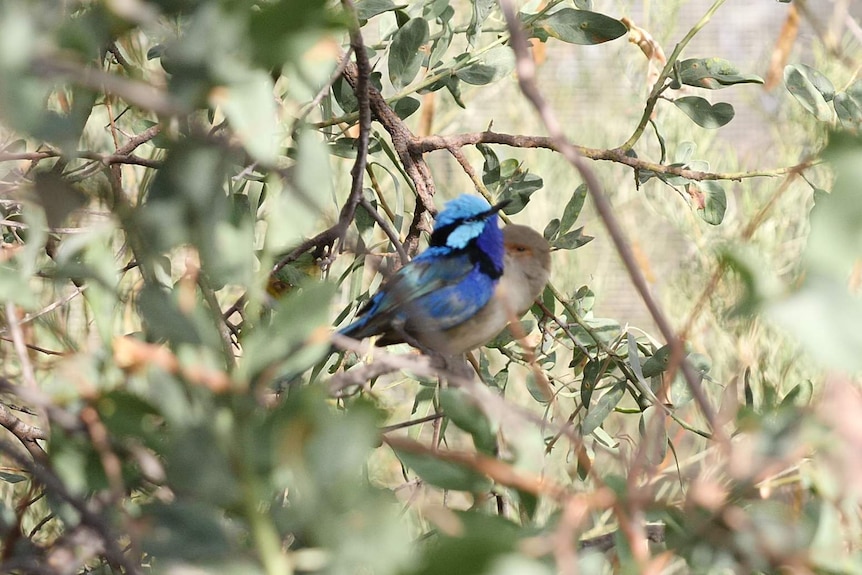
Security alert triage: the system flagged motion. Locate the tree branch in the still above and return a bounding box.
[410,130,816,182]
[499,0,724,440]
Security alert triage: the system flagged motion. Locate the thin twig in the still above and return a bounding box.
[359,195,409,265]
[380,413,444,433]
[618,0,728,151]
[410,130,814,182]
[334,1,373,262]
[4,303,46,436]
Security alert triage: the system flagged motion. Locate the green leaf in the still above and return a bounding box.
[137,285,202,345]
[428,21,453,68]
[439,388,497,454]
[389,18,429,89]
[478,144,501,186]
[525,371,550,403]
[769,277,862,371]
[833,89,862,130]
[686,180,726,225]
[582,380,626,435]
[784,64,834,121]
[639,405,668,465]
[424,0,451,20]
[496,160,543,215]
[394,449,492,492]
[0,471,26,484]
[212,71,278,163]
[331,75,357,114]
[641,345,671,378]
[455,46,515,85]
[141,501,233,561]
[568,318,620,350]
[675,141,697,164]
[678,58,764,89]
[551,226,594,250]
[559,183,588,234]
[467,0,496,46]
[543,218,561,240]
[780,380,814,408]
[580,358,602,407]
[793,64,835,101]
[533,9,627,45]
[356,0,406,21]
[673,96,735,128]
[392,96,421,119]
[239,281,336,381]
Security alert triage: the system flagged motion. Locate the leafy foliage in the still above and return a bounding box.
[0,1,859,575]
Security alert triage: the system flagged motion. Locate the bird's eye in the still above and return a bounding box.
[514,246,527,252]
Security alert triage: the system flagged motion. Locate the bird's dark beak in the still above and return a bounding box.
[487,198,511,216]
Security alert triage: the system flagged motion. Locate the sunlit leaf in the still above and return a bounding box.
[784,64,834,121]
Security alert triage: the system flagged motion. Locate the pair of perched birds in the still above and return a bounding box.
[338,195,551,356]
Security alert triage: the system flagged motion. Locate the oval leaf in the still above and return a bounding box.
[394,448,492,492]
[678,58,764,89]
[356,0,407,21]
[833,91,862,130]
[389,18,429,89]
[455,46,515,85]
[392,96,420,119]
[533,8,628,45]
[560,183,588,233]
[784,65,833,121]
[639,405,668,466]
[582,380,626,435]
[794,63,835,101]
[533,8,626,45]
[439,388,497,454]
[686,180,726,225]
[673,96,735,128]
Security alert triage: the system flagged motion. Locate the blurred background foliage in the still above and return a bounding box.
[0,0,861,573]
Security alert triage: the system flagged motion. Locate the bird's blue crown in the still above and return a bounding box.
[426,195,506,278]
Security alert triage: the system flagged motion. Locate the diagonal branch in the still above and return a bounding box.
[498,0,724,441]
[341,63,437,256]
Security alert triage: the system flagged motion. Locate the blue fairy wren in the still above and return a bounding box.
[339,195,551,355]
